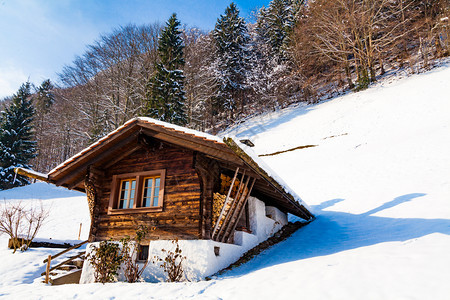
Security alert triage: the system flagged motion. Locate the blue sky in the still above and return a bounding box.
[0,0,270,98]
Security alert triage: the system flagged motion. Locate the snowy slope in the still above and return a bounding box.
[0,62,449,299]
[0,183,90,288]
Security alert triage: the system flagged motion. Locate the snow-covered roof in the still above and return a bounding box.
[49,117,224,175]
[44,117,313,220]
[138,117,224,143]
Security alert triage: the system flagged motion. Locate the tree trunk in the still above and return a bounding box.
[344,64,354,89]
[434,33,444,58]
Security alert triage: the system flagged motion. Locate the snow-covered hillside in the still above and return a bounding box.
[0,62,449,299]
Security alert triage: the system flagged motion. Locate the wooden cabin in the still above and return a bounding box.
[18,117,314,281]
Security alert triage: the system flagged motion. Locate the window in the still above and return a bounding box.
[142,176,160,207]
[119,179,136,209]
[138,245,149,261]
[108,169,165,214]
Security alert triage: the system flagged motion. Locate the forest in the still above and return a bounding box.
[0,0,448,188]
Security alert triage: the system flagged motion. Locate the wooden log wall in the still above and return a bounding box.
[92,142,202,243]
[85,166,104,241]
[194,153,220,240]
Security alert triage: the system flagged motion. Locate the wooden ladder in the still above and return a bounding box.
[42,240,88,285]
[212,168,256,243]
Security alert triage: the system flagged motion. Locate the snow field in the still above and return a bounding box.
[0,62,449,299]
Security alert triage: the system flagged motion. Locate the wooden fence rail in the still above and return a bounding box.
[43,240,88,263]
[41,251,86,277]
[42,240,88,284]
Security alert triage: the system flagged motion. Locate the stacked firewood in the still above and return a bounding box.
[219,174,248,198]
[213,174,249,228]
[212,193,231,228]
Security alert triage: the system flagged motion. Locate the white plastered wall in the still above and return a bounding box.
[80,196,287,283]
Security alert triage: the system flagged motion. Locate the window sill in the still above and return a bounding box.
[108,207,163,215]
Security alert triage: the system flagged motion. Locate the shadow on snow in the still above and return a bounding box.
[219,193,450,278]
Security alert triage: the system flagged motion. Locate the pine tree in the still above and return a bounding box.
[213,2,250,123]
[256,0,304,60]
[0,82,37,190]
[32,79,55,172]
[143,13,187,126]
[35,79,55,114]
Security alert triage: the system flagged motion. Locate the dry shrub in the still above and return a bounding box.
[153,239,186,282]
[120,225,150,283]
[87,240,124,284]
[88,226,151,284]
[0,200,49,253]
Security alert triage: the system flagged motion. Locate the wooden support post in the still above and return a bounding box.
[44,255,51,284]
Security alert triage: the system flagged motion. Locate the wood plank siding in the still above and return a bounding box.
[92,143,203,243]
[39,118,313,245]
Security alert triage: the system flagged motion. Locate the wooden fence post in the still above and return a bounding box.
[44,255,51,284]
[78,223,82,240]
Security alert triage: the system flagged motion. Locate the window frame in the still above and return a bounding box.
[117,178,137,209]
[108,169,165,215]
[141,175,162,208]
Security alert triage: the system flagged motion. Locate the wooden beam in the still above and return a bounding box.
[14,167,49,182]
[220,174,251,243]
[54,132,139,186]
[67,163,108,190]
[102,144,142,169]
[140,128,242,166]
[44,255,51,284]
[206,155,255,176]
[43,240,88,263]
[67,178,84,190]
[49,120,140,179]
[217,170,247,242]
[41,251,86,276]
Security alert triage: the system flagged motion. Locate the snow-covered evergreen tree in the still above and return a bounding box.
[256,0,304,60]
[32,79,55,172]
[35,79,55,114]
[246,0,305,110]
[0,82,36,190]
[213,2,250,123]
[143,13,187,126]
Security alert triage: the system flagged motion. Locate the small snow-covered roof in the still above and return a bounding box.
[43,117,313,220]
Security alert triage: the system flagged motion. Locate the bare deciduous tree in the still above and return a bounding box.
[0,200,49,253]
[59,23,161,143]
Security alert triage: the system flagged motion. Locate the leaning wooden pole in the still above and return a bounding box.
[220,175,252,243]
[212,167,239,240]
[226,177,256,244]
[217,171,247,242]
